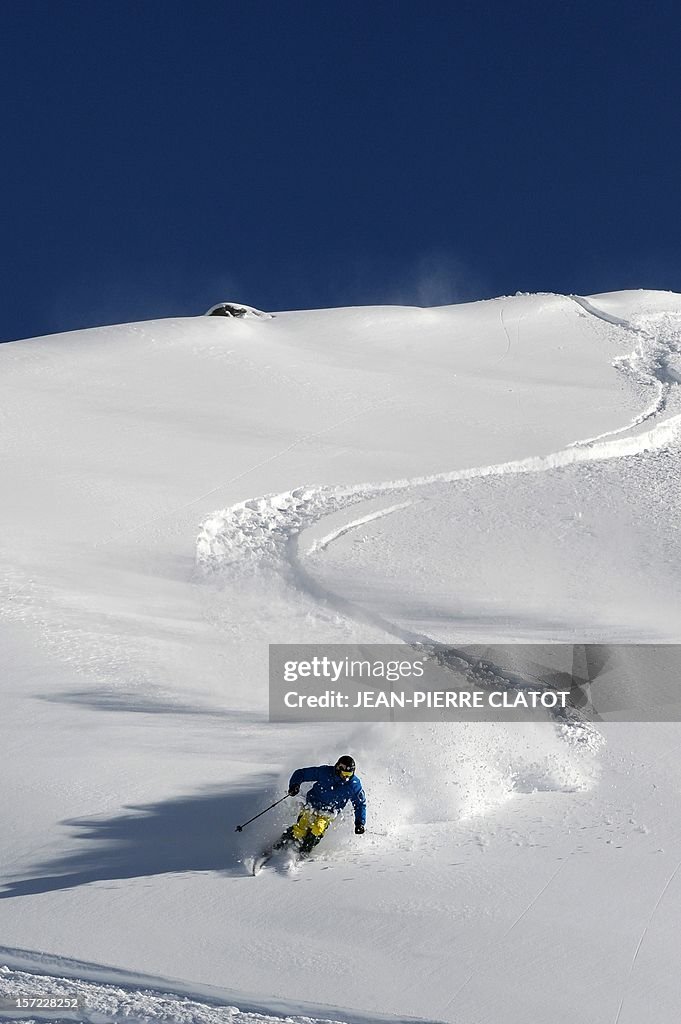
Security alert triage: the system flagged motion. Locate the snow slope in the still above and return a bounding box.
[2,291,681,1024]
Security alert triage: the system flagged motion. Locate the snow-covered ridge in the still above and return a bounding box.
[4,288,681,1024]
[0,958,427,1024]
[1,963,330,1024]
[0,946,440,1024]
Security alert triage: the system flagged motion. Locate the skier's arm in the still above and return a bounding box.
[288,765,323,793]
[351,781,367,828]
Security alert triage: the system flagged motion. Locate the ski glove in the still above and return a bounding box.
[355,824,365,834]
[288,784,300,797]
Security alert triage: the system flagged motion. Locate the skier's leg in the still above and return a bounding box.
[310,811,331,838]
[299,832,320,855]
[272,825,296,850]
[291,808,314,841]
[274,808,312,850]
[274,810,307,850]
[300,812,331,856]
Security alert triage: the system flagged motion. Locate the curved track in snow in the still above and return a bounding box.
[198,296,681,574]
[569,295,681,443]
[196,296,681,740]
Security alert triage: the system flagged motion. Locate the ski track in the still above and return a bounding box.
[309,503,414,555]
[196,410,681,575]
[442,857,570,1012]
[196,299,681,579]
[495,305,513,364]
[197,295,681,581]
[569,295,681,445]
[196,296,681,746]
[612,857,681,1024]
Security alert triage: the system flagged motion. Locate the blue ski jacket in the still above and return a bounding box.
[289,765,367,826]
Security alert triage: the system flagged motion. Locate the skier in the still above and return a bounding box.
[274,755,366,857]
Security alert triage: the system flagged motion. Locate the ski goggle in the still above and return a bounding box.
[337,768,354,778]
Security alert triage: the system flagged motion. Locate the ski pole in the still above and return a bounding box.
[235,794,290,832]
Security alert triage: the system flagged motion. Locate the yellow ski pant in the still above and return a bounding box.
[291,807,333,841]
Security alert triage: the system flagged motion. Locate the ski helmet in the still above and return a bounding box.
[335,755,355,777]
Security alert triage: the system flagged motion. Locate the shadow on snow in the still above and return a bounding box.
[0,777,285,898]
[35,688,262,720]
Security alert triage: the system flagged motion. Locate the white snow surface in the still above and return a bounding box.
[2,291,681,1024]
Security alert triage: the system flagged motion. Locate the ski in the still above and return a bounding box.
[251,846,311,875]
[252,850,273,875]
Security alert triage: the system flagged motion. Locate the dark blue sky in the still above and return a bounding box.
[2,1,680,341]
